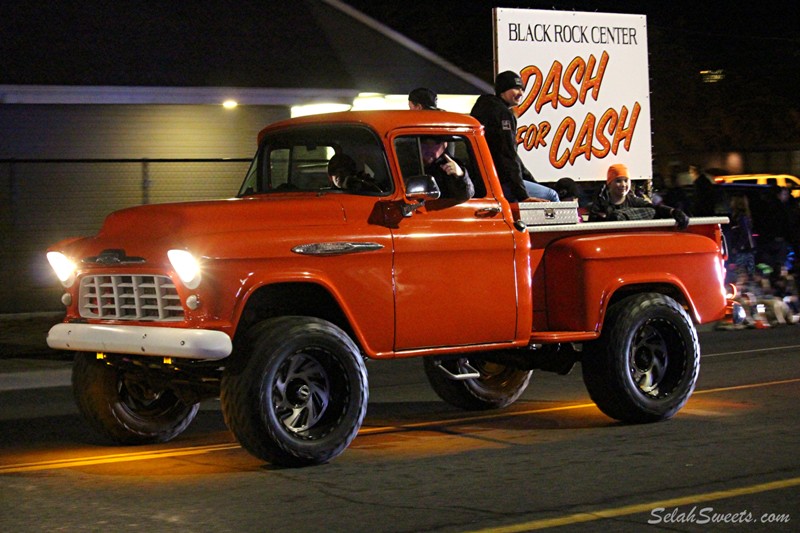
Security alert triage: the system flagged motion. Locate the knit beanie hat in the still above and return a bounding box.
[607,163,629,184]
[495,71,523,95]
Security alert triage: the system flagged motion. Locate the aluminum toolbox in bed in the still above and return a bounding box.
[518,200,580,225]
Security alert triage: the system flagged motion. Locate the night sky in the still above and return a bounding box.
[345,0,799,93]
[345,0,800,156]
[2,0,798,156]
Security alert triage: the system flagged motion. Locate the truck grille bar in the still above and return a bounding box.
[79,275,184,321]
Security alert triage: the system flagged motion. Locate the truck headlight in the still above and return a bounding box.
[168,249,202,289]
[46,251,76,287]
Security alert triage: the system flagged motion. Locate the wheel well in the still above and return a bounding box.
[607,283,689,313]
[234,282,353,345]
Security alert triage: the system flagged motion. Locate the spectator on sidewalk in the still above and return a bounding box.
[727,194,756,278]
[753,264,794,326]
[756,186,791,274]
[689,164,716,216]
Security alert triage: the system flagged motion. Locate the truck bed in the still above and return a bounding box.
[521,215,729,340]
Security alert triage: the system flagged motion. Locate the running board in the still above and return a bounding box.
[432,359,481,380]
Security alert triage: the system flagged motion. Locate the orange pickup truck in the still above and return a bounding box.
[45,111,736,466]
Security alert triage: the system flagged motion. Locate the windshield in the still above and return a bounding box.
[238,124,392,196]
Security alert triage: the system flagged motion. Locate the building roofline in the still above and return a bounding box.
[0,85,360,105]
[0,1,492,105]
[322,0,492,94]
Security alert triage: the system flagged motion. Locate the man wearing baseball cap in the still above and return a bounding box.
[588,163,689,229]
[470,71,559,202]
[408,87,439,110]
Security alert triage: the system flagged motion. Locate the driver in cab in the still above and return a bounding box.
[420,137,474,203]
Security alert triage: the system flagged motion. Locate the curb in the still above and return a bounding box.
[0,311,65,321]
[0,366,72,392]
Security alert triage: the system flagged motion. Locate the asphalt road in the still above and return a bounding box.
[1,326,799,532]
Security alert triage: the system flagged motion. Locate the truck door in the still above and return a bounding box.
[391,133,519,350]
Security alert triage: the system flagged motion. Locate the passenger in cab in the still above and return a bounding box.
[327,153,381,193]
[589,163,690,229]
[327,153,358,189]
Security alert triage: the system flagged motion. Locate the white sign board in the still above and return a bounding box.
[494,8,652,182]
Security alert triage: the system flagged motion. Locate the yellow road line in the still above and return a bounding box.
[465,476,800,532]
[360,377,800,435]
[358,402,595,435]
[2,377,799,474]
[694,377,800,395]
[0,443,241,474]
[0,404,596,474]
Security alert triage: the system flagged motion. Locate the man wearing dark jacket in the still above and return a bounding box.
[688,164,716,216]
[470,71,559,202]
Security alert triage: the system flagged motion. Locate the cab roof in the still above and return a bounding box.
[257,110,483,144]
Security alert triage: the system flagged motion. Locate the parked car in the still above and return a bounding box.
[713,174,800,198]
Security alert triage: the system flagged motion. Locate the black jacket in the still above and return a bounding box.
[470,94,535,201]
[424,157,475,203]
[589,190,676,222]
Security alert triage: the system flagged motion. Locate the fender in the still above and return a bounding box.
[542,232,726,332]
[217,255,395,358]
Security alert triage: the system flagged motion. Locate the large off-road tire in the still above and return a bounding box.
[221,317,368,467]
[582,293,700,423]
[423,356,532,411]
[72,352,199,444]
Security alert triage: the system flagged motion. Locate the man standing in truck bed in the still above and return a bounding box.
[470,70,559,202]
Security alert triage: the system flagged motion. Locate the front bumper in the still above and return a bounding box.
[47,323,233,360]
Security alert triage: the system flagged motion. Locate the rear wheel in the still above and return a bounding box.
[72,352,199,444]
[423,356,532,411]
[582,293,700,423]
[221,317,368,466]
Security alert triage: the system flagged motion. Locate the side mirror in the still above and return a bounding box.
[405,175,441,201]
[402,176,441,216]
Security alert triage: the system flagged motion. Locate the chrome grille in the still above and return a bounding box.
[79,275,184,321]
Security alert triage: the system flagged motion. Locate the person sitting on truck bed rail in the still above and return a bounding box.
[470,70,559,203]
[589,163,690,229]
[420,137,474,202]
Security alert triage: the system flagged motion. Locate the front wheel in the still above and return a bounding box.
[423,356,532,411]
[221,317,368,467]
[582,293,700,423]
[72,352,199,444]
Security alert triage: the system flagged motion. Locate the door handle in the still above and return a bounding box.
[475,207,501,218]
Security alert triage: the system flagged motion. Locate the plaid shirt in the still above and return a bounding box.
[589,188,674,222]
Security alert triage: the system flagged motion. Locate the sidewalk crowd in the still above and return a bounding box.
[654,166,800,330]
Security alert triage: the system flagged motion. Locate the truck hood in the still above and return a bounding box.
[96,196,347,242]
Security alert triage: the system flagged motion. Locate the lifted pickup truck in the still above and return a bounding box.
[46,110,733,466]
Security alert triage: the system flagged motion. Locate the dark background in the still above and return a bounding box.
[345,0,800,158]
[2,0,799,164]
